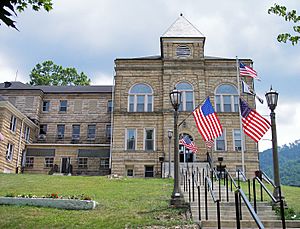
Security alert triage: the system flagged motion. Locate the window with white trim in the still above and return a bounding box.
[107,100,113,113]
[215,84,239,112]
[128,84,153,112]
[25,157,34,168]
[100,158,109,169]
[72,125,80,140]
[126,129,136,150]
[176,82,194,112]
[24,126,30,142]
[59,100,67,112]
[233,129,242,151]
[215,131,226,151]
[45,157,54,168]
[6,143,14,161]
[9,115,17,132]
[42,101,50,112]
[106,124,111,139]
[87,124,96,139]
[57,125,65,139]
[144,128,154,151]
[78,157,88,169]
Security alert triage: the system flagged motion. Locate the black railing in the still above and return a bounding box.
[253,176,286,229]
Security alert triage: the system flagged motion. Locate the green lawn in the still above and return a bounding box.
[0,174,191,229]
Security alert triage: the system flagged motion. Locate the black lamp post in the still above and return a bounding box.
[168,130,173,178]
[265,87,281,200]
[169,88,184,206]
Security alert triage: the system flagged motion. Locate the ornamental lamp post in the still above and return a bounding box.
[265,87,281,200]
[168,130,173,178]
[169,88,184,207]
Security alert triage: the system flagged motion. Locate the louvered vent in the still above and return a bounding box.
[176,45,191,57]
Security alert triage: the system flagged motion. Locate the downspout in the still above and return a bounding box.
[16,118,25,173]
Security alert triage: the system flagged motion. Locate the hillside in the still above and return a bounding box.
[259,139,300,187]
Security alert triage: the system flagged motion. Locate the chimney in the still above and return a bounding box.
[4,82,12,88]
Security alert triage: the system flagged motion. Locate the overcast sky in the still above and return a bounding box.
[0,0,299,151]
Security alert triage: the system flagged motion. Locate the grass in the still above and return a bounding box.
[0,174,192,229]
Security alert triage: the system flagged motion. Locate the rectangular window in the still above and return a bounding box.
[59,100,67,112]
[147,95,153,112]
[57,125,65,139]
[25,157,34,168]
[106,125,111,139]
[145,165,154,177]
[234,96,239,112]
[78,157,88,169]
[42,101,50,112]
[45,157,54,168]
[127,169,134,177]
[72,125,80,140]
[145,129,154,151]
[9,115,17,132]
[129,95,134,112]
[24,126,30,142]
[216,132,226,151]
[186,91,194,111]
[107,100,113,113]
[137,95,144,112]
[100,158,109,169]
[6,143,14,161]
[126,129,136,150]
[39,124,47,135]
[215,95,221,112]
[87,124,96,139]
[223,95,232,112]
[233,129,242,151]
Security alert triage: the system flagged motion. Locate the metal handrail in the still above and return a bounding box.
[261,170,276,188]
[205,176,218,202]
[237,169,247,181]
[253,177,277,203]
[225,168,239,189]
[235,189,265,229]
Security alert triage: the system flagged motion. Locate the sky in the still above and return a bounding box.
[0,0,299,151]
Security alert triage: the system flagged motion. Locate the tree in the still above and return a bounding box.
[0,0,53,30]
[268,3,300,45]
[29,61,91,86]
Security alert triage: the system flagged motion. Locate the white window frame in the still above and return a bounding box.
[125,128,137,150]
[128,84,153,112]
[215,84,239,113]
[25,156,34,168]
[24,126,30,143]
[87,124,96,139]
[42,100,50,112]
[78,157,88,169]
[176,82,194,112]
[215,129,227,151]
[6,143,14,161]
[57,124,65,139]
[44,157,54,168]
[143,128,155,151]
[100,158,110,169]
[233,129,244,152]
[10,115,17,132]
[72,124,80,140]
[59,100,67,112]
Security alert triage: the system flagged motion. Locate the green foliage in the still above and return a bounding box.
[0,0,53,30]
[268,3,300,45]
[0,174,190,228]
[260,139,300,187]
[29,60,91,86]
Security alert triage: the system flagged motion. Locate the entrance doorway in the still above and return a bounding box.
[61,157,70,174]
[179,133,195,163]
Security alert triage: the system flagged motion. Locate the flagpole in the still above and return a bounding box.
[178,97,207,127]
[236,57,245,175]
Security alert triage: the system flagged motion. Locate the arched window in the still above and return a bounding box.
[215,84,239,112]
[176,82,194,112]
[128,83,153,112]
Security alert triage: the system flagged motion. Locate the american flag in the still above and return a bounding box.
[193,97,223,142]
[239,62,259,80]
[240,99,271,142]
[205,139,214,149]
[179,135,198,153]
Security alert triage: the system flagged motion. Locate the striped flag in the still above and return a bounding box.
[241,80,264,104]
[240,99,271,142]
[239,62,259,80]
[179,135,198,153]
[193,97,223,142]
[205,139,214,149]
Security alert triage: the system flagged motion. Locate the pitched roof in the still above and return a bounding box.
[161,14,204,38]
[0,81,113,93]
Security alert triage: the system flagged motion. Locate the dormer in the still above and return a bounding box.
[160,14,205,60]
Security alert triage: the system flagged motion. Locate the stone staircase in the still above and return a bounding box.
[180,163,300,229]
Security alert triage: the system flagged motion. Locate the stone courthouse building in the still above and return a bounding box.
[111,15,258,178]
[0,15,259,177]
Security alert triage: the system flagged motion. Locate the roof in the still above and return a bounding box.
[0,81,113,93]
[161,14,204,38]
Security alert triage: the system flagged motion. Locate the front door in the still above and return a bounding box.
[61,157,70,174]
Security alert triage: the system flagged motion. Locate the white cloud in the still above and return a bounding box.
[0,54,28,82]
[91,71,113,86]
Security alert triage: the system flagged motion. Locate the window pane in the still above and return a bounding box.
[137,95,144,112]
[234,96,239,112]
[145,166,154,177]
[185,92,193,111]
[107,100,113,112]
[72,125,80,139]
[130,84,152,94]
[106,125,111,139]
[129,95,134,112]
[216,85,238,94]
[215,95,221,112]
[43,101,49,112]
[60,100,67,112]
[216,134,225,151]
[145,129,154,151]
[234,129,242,151]
[127,129,136,150]
[147,95,153,112]
[39,124,47,135]
[223,96,231,112]
[57,125,65,138]
[87,125,96,139]
[176,82,193,90]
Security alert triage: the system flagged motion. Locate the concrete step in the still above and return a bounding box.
[201,220,300,228]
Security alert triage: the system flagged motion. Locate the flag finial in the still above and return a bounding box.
[180,13,183,16]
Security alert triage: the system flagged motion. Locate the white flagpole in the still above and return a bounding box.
[236,57,245,175]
